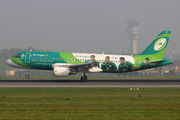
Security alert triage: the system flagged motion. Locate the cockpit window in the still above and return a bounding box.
[13,54,20,58]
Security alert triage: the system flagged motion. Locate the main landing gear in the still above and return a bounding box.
[81,72,88,82]
[26,69,31,79]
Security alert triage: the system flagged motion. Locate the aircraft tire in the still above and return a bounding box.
[81,76,87,82]
[26,75,30,79]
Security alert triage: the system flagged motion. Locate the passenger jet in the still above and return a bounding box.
[6,31,173,81]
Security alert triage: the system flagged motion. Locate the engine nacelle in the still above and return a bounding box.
[53,67,70,77]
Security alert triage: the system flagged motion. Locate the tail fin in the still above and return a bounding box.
[140,31,171,59]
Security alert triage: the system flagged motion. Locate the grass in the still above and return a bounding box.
[0,75,180,79]
[0,88,179,119]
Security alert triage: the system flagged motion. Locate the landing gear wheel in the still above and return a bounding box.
[26,75,30,79]
[26,69,31,79]
[84,75,87,80]
[81,75,87,82]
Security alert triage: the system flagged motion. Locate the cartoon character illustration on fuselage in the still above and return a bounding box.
[6,31,173,81]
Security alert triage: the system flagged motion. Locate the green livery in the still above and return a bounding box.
[133,31,171,67]
[6,31,173,81]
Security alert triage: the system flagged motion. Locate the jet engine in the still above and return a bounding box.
[53,67,70,77]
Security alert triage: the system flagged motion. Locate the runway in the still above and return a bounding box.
[0,79,180,87]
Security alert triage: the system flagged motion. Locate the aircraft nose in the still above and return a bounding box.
[6,59,13,66]
[6,58,26,69]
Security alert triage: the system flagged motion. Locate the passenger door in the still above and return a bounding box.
[25,53,31,63]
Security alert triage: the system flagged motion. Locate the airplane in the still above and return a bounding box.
[6,31,173,81]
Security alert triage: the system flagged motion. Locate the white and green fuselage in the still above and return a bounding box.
[6,31,173,79]
[7,51,172,71]
[9,52,135,70]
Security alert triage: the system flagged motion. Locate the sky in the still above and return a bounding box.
[0,0,180,57]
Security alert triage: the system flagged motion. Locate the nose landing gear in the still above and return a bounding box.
[26,69,31,79]
[26,75,30,79]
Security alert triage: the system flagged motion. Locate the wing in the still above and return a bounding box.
[69,62,99,72]
[52,62,102,73]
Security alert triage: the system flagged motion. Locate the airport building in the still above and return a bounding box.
[6,70,15,76]
[126,19,140,54]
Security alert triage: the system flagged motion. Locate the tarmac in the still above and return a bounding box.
[0,79,180,87]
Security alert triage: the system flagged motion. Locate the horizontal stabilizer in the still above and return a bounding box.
[150,60,168,64]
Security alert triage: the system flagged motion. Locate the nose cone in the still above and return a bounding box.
[6,59,13,66]
[6,58,27,69]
